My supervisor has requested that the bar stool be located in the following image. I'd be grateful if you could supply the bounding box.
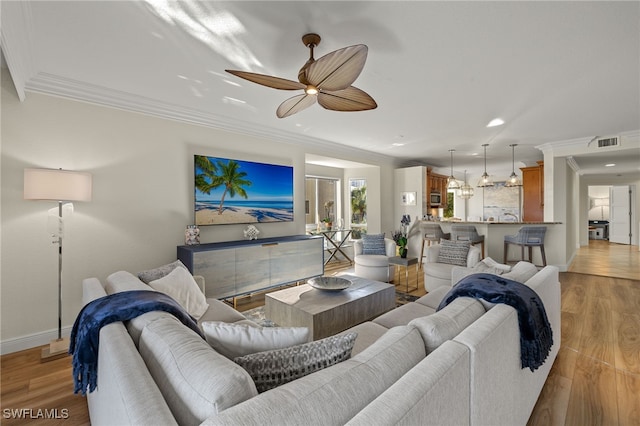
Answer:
[419,222,450,268]
[451,225,485,258]
[503,226,547,266]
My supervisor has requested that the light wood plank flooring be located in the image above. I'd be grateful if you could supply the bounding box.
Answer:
[1,241,637,425]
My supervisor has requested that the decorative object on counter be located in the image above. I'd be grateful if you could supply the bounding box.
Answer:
[24,167,93,360]
[457,170,474,199]
[185,225,200,245]
[446,149,461,190]
[243,224,260,240]
[477,144,495,187]
[505,144,523,187]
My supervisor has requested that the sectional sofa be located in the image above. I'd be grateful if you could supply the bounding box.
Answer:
[81,263,560,425]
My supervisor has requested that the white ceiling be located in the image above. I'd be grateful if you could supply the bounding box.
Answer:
[2,1,639,178]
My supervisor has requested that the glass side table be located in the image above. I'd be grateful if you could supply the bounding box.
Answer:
[388,256,419,294]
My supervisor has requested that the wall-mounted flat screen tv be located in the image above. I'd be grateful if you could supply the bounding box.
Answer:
[194,155,294,226]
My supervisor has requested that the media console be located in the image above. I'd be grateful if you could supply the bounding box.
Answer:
[177,235,324,300]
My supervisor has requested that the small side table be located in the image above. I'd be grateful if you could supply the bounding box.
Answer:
[388,256,419,294]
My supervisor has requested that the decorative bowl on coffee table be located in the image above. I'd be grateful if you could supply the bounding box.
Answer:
[307,276,352,292]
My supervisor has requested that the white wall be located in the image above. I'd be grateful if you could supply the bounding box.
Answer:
[394,166,426,257]
[0,73,396,352]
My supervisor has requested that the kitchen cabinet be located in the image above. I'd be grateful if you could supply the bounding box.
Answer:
[426,168,449,209]
[521,161,544,221]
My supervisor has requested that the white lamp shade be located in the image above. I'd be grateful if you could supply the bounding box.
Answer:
[24,168,92,202]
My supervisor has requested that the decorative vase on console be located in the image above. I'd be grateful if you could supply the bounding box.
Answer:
[185,225,200,245]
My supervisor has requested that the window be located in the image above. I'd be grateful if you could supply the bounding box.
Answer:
[305,177,340,226]
[349,179,367,238]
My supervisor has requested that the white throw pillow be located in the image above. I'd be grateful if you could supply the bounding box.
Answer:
[481,257,512,272]
[202,321,310,359]
[149,266,209,320]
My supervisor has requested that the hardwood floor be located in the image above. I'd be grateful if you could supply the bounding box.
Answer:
[1,241,637,425]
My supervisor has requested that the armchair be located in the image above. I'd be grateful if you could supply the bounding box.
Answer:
[423,243,481,292]
[353,238,396,282]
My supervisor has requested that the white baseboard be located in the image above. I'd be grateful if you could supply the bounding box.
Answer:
[0,326,72,356]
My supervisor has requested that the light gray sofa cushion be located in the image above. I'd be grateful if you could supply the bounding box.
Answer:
[88,322,178,426]
[409,297,485,353]
[105,270,151,294]
[202,325,426,426]
[139,316,258,425]
[373,302,436,329]
[415,286,450,309]
[346,340,471,426]
[338,321,388,356]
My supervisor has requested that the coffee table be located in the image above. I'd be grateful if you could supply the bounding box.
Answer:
[265,275,395,340]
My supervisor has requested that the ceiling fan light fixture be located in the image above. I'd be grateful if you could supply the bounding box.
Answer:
[505,143,523,187]
[226,33,376,118]
[477,144,495,187]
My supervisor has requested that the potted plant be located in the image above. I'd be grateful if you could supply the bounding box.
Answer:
[392,214,412,258]
[392,230,408,258]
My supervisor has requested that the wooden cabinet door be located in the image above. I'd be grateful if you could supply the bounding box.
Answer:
[522,166,543,221]
[193,249,236,299]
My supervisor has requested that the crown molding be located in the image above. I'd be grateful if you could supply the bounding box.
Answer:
[25,72,395,166]
[0,1,37,101]
[536,130,640,157]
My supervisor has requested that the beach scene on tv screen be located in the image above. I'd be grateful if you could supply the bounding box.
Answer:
[195,155,294,225]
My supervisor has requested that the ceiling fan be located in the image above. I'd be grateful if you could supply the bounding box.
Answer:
[226,33,377,118]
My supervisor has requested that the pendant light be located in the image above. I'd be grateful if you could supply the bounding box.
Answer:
[477,144,494,187]
[505,143,523,187]
[446,149,461,190]
[458,170,474,199]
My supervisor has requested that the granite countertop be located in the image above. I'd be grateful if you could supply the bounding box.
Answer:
[420,220,562,225]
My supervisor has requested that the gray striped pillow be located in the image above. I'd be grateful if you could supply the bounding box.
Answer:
[436,240,471,266]
[234,332,357,393]
[361,233,386,255]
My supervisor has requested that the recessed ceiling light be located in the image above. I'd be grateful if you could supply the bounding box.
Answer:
[487,118,505,128]
[605,163,616,167]
[392,143,405,147]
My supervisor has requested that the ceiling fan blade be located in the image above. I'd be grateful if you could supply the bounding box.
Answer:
[317,86,377,112]
[305,45,368,91]
[276,94,317,118]
[225,70,305,90]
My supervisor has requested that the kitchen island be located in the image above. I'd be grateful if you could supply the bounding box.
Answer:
[418,221,564,268]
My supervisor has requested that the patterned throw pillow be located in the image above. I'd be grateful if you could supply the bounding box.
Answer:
[361,233,386,255]
[436,240,471,266]
[138,259,188,284]
[234,332,358,393]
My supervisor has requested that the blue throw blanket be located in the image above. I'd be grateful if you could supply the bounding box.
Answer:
[69,290,205,395]
[437,273,553,371]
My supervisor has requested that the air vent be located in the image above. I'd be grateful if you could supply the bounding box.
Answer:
[597,137,619,148]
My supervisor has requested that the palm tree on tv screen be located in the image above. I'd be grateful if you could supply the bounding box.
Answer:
[213,160,252,214]
[196,157,252,214]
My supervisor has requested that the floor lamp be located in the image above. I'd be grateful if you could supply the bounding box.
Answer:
[24,168,92,359]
